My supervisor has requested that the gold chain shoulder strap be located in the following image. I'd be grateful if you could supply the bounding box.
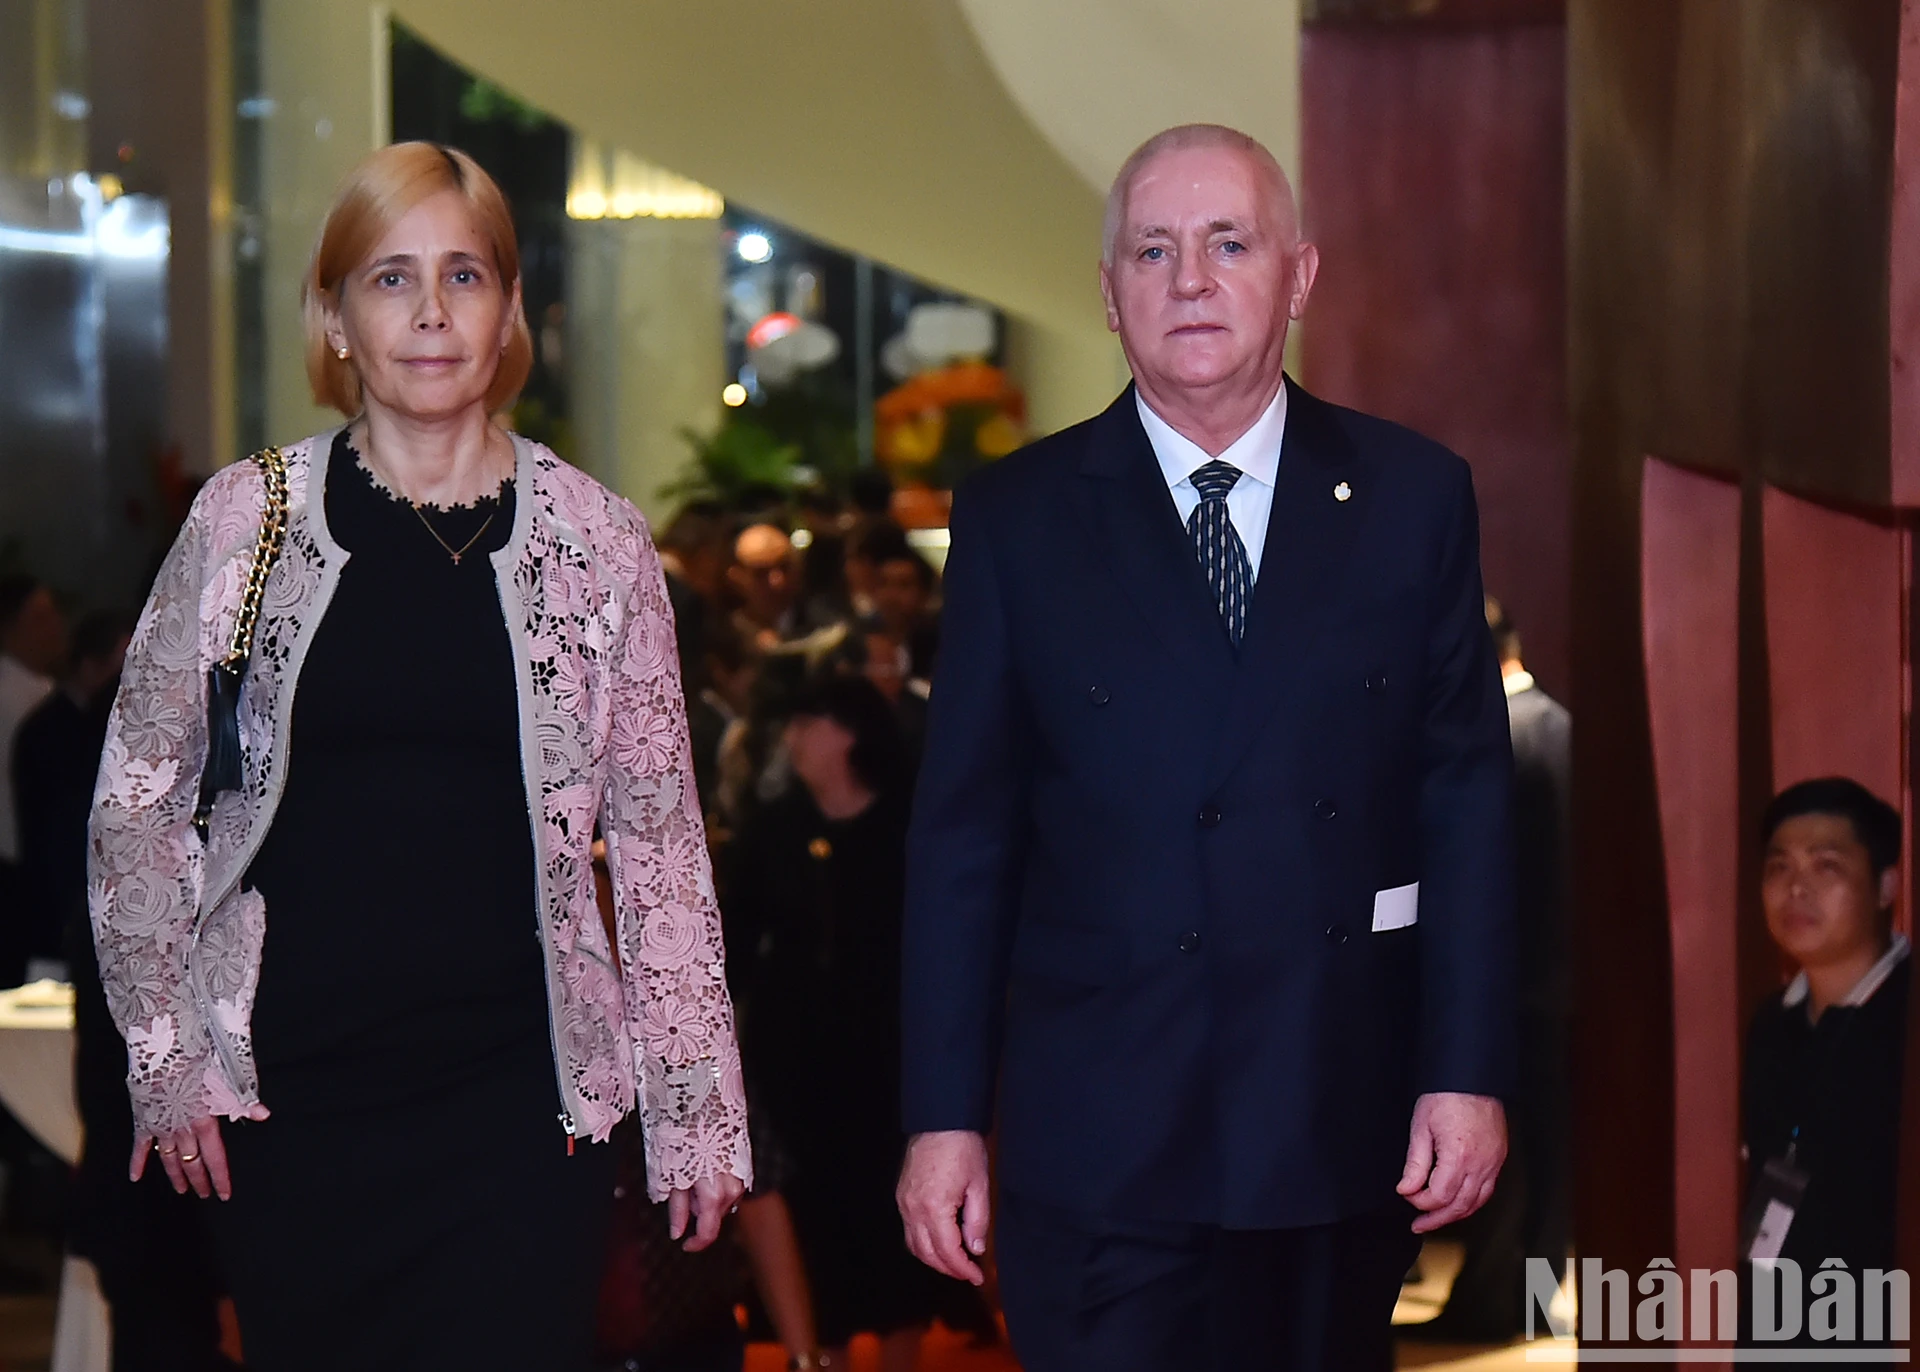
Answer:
[222,446,289,667]
[192,446,289,839]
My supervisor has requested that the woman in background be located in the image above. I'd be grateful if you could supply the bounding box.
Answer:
[728,673,955,1372]
[88,142,749,1371]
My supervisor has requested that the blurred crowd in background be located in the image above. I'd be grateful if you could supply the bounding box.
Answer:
[0,467,992,1372]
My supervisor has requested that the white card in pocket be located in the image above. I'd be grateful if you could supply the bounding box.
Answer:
[1748,1200,1796,1262]
[1371,882,1419,932]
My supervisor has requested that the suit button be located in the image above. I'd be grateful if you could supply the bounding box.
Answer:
[1178,931,1203,954]
[1313,798,1338,821]
[1088,685,1111,706]
[1365,672,1388,691]
[1324,924,1349,946]
[1198,806,1222,828]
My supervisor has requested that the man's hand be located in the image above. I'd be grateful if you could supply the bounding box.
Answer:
[1396,1091,1506,1233]
[897,1129,990,1286]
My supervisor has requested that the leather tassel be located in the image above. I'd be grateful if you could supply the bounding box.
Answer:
[195,662,246,833]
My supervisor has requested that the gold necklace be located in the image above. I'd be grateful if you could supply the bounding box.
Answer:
[407,501,495,566]
[354,428,503,565]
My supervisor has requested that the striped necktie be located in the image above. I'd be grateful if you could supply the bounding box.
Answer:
[1188,459,1252,646]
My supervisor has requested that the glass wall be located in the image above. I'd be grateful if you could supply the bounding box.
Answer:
[347,22,1013,526]
[0,0,172,608]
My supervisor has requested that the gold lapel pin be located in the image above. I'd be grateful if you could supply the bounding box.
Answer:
[1334,481,1353,502]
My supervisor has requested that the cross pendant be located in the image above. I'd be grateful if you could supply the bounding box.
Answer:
[449,552,462,566]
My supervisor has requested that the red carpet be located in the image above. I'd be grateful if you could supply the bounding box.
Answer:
[744,1328,1021,1372]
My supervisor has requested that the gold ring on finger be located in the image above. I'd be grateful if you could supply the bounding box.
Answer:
[178,1152,199,1163]
[156,1145,177,1155]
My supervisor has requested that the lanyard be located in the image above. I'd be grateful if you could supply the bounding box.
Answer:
[1781,998,1866,1168]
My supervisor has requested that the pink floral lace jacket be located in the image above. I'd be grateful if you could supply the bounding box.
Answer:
[87,430,751,1199]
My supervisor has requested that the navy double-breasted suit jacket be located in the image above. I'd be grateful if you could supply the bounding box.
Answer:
[900,379,1517,1230]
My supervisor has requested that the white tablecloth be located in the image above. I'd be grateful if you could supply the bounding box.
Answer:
[0,981,107,1372]
[0,981,81,1164]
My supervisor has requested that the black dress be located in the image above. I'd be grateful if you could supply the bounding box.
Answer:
[207,431,616,1371]
[726,787,954,1347]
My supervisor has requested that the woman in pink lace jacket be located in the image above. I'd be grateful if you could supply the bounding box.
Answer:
[87,143,749,1370]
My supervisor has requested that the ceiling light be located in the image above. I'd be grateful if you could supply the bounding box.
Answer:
[566,140,724,220]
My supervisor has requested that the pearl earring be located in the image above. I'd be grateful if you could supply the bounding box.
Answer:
[335,346,350,361]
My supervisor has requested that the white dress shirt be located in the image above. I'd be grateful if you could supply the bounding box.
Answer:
[1136,383,1288,579]
[1781,932,1911,1010]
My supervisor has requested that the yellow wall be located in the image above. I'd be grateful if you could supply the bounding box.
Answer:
[257,0,1300,447]
[566,215,726,519]
[388,0,1142,433]
[260,0,387,446]
[955,0,1301,198]
[1004,315,1129,439]
[391,2,1104,330]
[957,0,1302,425]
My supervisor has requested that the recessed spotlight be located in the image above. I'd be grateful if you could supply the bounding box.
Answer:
[736,231,772,264]
[722,382,748,407]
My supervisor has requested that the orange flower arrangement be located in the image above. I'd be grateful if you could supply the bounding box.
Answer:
[875,359,1020,421]
[874,362,1027,491]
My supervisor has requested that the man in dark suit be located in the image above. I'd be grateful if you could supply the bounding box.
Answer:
[896,124,1516,1372]
[1417,599,1570,1341]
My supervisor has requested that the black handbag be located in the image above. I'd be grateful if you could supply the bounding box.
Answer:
[192,446,289,839]
[595,1118,749,1361]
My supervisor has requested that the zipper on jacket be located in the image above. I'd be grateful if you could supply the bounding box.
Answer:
[524,851,580,1146]
[529,919,578,1151]
[190,870,253,1102]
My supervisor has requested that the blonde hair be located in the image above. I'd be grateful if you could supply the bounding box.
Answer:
[1102,124,1298,266]
[302,142,533,416]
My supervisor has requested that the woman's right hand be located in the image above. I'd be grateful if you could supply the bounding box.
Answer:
[131,1102,269,1200]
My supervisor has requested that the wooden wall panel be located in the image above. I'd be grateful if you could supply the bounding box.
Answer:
[1892,0,1920,509]
[1761,488,1906,810]
[1744,2,1897,508]
[1572,0,1911,1285]
[1569,0,1684,1288]
[1300,22,1571,691]
[1640,458,1744,1285]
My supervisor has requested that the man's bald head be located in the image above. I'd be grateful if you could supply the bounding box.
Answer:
[1103,124,1299,267]
[1097,122,1320,452]
[734,523,793,570]
[730,522,799,632]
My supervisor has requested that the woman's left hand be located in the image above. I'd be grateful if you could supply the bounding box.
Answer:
[666,1172,747,1251]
